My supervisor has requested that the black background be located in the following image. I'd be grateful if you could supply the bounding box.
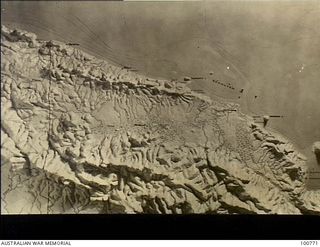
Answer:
[1,215,319,239]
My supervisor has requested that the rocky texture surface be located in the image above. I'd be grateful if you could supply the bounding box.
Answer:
[1,26,319,214]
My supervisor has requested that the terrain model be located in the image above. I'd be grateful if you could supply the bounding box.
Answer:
[1,26,319,214]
